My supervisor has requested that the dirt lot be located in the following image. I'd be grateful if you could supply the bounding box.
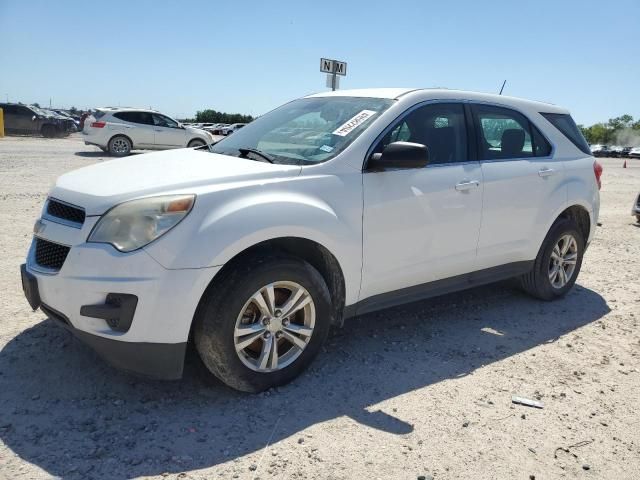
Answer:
[0,134,638,480]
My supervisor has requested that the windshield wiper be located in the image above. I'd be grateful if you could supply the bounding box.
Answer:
[238,147,275,164]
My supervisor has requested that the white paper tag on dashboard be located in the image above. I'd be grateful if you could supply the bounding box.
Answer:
[332,110,377,137]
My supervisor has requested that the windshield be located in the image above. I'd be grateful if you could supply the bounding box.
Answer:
[209,97,394,165]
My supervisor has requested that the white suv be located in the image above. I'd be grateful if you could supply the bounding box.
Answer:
[82,108,213,156]
[222,123,247,135]
[21,88,601,392]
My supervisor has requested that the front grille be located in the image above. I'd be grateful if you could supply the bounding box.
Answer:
[46,198,85,225]
[34,238,70,271]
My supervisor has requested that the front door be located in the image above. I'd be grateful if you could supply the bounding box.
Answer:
[361,102,483,302]
[152,113,186,148]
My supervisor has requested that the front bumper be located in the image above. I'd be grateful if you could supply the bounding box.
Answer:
[41,299,186,380]
[22,216,220,379]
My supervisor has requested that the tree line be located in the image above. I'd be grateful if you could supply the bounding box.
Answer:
[184,109,254,124]
[579,115,640,146]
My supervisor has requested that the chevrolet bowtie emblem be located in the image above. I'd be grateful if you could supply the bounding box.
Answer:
[33,219,46,235]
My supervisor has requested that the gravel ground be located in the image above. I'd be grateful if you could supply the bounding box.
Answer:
[0,135,639,480]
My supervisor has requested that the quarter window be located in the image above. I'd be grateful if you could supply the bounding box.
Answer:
[541,112,590,155]
[473,105,551,160]
[373,103,468,165]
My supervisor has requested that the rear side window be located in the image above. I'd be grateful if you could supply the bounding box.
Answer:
[541,112,591,155]
[114,111,153,125]
[473,105,551,160]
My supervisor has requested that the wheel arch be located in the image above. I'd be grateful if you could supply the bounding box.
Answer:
[555,204,591,244]
[188,137,207,147]
[108,133,134,149]
[191,236,347,336]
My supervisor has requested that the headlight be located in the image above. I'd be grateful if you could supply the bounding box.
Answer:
[88,195,195,252]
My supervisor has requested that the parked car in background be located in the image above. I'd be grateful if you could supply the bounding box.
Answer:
[591,144,611,157]
[22,88,601,392]
[633,192,640,223]
[609,146,624,158]
[211,123,230,135]
[620,146,633,158]
[82,108,214,156]
[53,110,81,130]
[628,147,640,159]
[0,103,68,137]
[201,123,226,135]
[43,109,77,133]
[222,123,246,135]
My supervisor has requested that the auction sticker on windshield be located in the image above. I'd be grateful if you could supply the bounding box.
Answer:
[332,110,377,137]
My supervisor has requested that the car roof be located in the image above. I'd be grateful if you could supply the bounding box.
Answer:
[96,107,160,113]
[306,88,568,114]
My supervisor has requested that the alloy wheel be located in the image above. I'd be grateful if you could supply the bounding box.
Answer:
[112,138,130,154]
[548,234,578,289]
[234,281,315,372]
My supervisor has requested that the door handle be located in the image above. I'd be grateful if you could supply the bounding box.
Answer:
[154,129,163,132]
[538,168,555,177]
[455,180,480,191]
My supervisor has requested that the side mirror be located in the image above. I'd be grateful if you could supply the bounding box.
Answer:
[367,141,429,171]
[32,115,37,122]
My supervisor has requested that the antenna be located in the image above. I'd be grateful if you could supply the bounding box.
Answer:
[499,80,507,95]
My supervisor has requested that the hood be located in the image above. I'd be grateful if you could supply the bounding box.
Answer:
[50,148,301,215]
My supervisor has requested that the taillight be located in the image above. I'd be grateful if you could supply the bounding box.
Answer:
[593,160,603,190]
[90,121,106,128]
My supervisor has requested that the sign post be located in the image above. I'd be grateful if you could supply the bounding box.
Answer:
[320,58,347,91]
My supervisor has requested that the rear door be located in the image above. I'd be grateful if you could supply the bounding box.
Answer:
[112,111,155,147]
[152,113,187,148]
[471,104,564,270]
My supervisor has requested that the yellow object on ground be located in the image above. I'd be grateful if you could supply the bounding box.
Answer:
[0,108,4,137]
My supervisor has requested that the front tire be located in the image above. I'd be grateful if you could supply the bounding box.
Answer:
[188,139,206,148]
[108,135,132,156]
[194,254,332,392]
[520,218,584,300]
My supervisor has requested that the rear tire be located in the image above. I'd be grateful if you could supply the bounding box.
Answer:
[108,135,132,157]
[194,254,332,392]
[520,218,584,300]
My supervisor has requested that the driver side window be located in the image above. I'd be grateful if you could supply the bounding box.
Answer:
[153,114,179,128]
[372,103,468,165]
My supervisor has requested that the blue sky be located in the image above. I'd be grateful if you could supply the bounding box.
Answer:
[1,0,638,124]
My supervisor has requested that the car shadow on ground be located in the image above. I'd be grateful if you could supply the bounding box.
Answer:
[0,281,609,479]
[74,151,141,158]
